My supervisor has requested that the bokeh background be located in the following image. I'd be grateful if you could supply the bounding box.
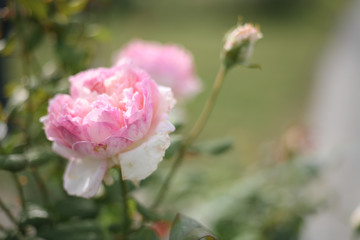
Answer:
[1,0,359,239]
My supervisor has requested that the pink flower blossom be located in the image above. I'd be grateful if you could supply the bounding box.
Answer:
[41,61,175,198]
[115,40,201,100]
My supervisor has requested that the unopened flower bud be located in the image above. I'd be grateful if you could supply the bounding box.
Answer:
[222,23,262,69]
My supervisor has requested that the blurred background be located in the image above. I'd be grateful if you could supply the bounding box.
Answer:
[1,0,360,239]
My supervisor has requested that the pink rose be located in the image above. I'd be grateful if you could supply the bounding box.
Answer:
[41,61,175,198]
[115,40,202,100]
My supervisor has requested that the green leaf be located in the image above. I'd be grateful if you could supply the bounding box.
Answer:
[128,227,160,240]
[21,204,52,229]
[243,63,262,70]
[170,214,217,240]
[165,135,183,159]
[23,21,44,52]
[58,0,88,17]
[0,34,16,56]
[38,220,104,240]
[53,197,99,221]
[26,147,54,167]
[85,24,111,42]
[191,137,233,156]
[136,201,161,221]
[184,228,218,240]
[67,0,88,14]
[0,154,28,172]
[55,36,91,74]
[17,0,48,20]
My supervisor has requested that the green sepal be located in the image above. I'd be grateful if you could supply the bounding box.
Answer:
[165,135,183,159]
[128,227,160,240]
[191,137,233,156]
[170,213,218,240]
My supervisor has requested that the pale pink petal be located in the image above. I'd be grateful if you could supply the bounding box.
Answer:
[157,86,176,113]
[114,119,174,181]
[103,136,133,156]
[52,142,80,159]
[72,136,132,159]
[82,97,125,143]
[72,141,107,159]
[64,157,107,198]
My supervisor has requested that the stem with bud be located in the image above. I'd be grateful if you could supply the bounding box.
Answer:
[152,64,228,208]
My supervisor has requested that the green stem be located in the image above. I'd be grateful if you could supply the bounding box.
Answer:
[186,65,227,145]
[12,174,26,215]
[151,144,186,208]
[151,65,228,208]
[118,168,131,239]
[30,168,51,209]
[0,197,17,227]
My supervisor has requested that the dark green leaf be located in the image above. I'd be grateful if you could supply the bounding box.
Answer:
[136,201,161,221]
[0,154,28,172]
[85,24,111,42]
[0,34,16,56]
[128,227,160,240]
[165,135,183,159]
[242,63,262,70]
[58,0,89,17]
[26,147,54,167]
[170,213,217,240]
[23,22,44,52]
[17,0,48,20]
[183,228,217,240]
[38,221,104,240]
[54,197,99,221]
[21,204,52,229]
[192,137,233,156]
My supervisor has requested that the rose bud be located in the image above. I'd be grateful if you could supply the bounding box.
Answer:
[41,60,175,198]
[222,22,262,69]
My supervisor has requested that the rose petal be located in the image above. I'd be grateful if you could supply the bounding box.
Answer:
[114,119,174,181]
[158,86,176,113]
[64,157,107,198]
[72,136,132,159]
[52,142,80,159]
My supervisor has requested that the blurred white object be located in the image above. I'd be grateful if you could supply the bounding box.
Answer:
[303,0,360,239]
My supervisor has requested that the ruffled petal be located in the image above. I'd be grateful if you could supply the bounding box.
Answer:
[72,136,132,159]
[158,86,176,113]
[64,157,107,198]
[114,119,174,181]
[52,142,80,159]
